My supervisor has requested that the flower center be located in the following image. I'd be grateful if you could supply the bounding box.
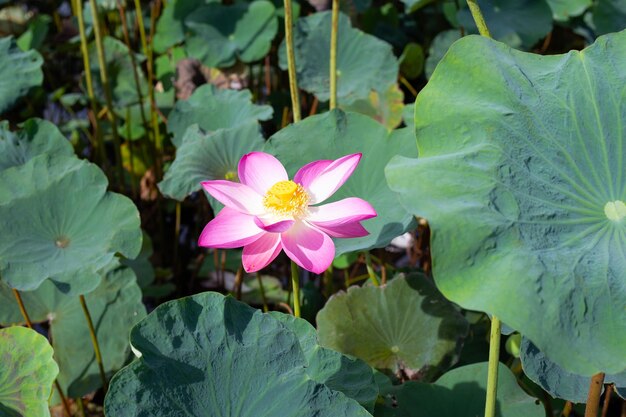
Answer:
[604,200,626,222]
[263,180,309,217]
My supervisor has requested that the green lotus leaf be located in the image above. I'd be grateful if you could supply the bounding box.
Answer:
[399,43,424,79]
[424,30,461,80]
[374,362,544,417]
[401,103,415,129]
[316,273,468,379]
[0,264,146,402]
[17,14,51,51]
[264,110,417,256]
[240,274,288,305]
[0,36,43,114]
[278,12,398,103]
[0,155,142,294]
[184,0,277,68]
[341,84,405,131]
[167,84,273,147]
[385,32,626,375]
[159,122,264,202]
[104,292,372,417]
[457,0,552,50]
[88,36,147,109]
[269,312,378,411]
[0,118,73,173]
[400,0,436,13]
[591,0,626,35]
[520,338,626,403]
[0,327,58,417]
[547,0,591,21]
[153,0,216,53]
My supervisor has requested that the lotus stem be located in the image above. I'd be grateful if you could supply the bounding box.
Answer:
[146,0,164,180]
[290,261,301,317]
[585,373,606,417]
[283,0,301,122]
[12,289,72,417]
[133,0,149,56]
[363,251,380,286]
[88,0,125,190]
[484,315,501,417]
[561,401,573,417]
[601,385,613,417]
[256,272,269,312]
[73,0,104,168]
[79,294,108,394]
[466,0,492,38]
[329,0,339,109]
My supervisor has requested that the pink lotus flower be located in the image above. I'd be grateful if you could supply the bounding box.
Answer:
[199,152,376,274]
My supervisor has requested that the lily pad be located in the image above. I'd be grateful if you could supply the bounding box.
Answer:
[159,122,264,201]
[0,36,43,114]
[0,264,146,402]
[374,362,544,417]
[0,327,59,417]
[269,312,378,411]
[153,0,216,53]
[0,118,73,173]
[184,0,278,67]
[520,338,626,403]
[591,0,626,35]
[385,32,626,375]
[104,292,372,416]
[0,155,142,294]
[457,0,553,50]
[121,231,155,288]
[547,0,591,21]
[341,83,405,131]
[264,110,417,256]
[88,36,148,109]
[278,11,398,103]
[424,30,461,80]
[316,273,468,380]
[167,84,273,147]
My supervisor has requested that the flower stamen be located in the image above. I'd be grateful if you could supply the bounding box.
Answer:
[263,180,309,217]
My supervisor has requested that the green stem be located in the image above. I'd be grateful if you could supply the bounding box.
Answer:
[256,272,269,312]
[88,0,124,189]
[484,315,501,417]
[466,0,492,38]
[146,0,164,180]
[363,251,380,287]
[12,289,72,417]
[585,373,605,417]
[79,294,108,394]
[283,0,301,122]
[133,0,149,55]
[76,397,86,417]
[329,0,339,110]
[290,261,301,317]
[74,0,105,167]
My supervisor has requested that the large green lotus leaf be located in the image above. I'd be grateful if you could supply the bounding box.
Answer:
[0,264,146,402]
[120,231,155,288]
[0,327,58,417]
[0,118,73,173]
[520,338,626,403]
[153,0,217,53]
[547,0,591,21]
[167,84,273,147]
[591,0,626,35]
[264,110,417,256]
[269,312,378,411]
[385,32,626,375]
[317,273,468,379]
[159,123,264,201]
[0,36,43,114]
[184,0,277,68]
[88,36,147,109]
[104,292,372,416]
[457,0,552,50]
[278,12,398,103]
[0,155,142,294]
[374,362,544,417]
